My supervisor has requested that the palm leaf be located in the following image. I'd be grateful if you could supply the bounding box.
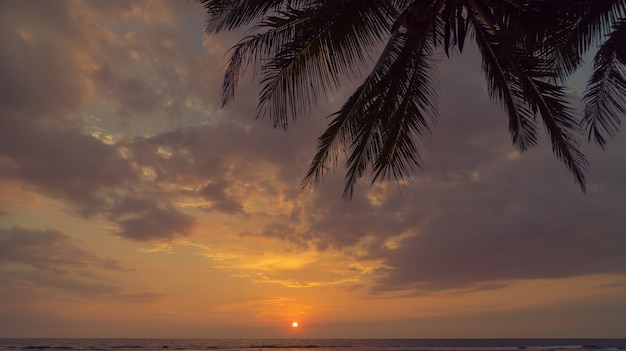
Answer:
[530,0,626,81]
[304,28,439,198]
[256,0,397,129]
[470,8,588,190]
[200,0,299,33]
[582,17,626,147]
[469,10,539,151]
[303,32,410,191]
[202,0,621,197]
[222,8,310,107]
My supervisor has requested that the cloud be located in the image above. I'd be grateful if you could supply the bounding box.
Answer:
[0,116,201,242]
[0,226,169,306]
[0,115,136,216]
[367,140,626,292]
[0,1,96,118]
[117,206,195,241]
[93,64,165,118]
[126,120,320,215]
[0,226,129,294]
[198,181,245,214]
[0,226,127,271]
[2,0,626,310]
[239,222,306,249]
[0,0,323,244]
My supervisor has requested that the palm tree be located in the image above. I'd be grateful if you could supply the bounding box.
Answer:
[200,0,626,198]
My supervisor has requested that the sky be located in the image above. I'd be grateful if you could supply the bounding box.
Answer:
[1,0,626,339]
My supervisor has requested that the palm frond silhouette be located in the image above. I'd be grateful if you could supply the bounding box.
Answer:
[200,0,626,198]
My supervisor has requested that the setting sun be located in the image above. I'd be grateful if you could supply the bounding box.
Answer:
[292,322,299,328]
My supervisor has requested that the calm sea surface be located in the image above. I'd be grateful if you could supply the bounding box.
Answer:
[0,339,625,351]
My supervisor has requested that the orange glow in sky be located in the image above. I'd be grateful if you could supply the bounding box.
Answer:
[1,0,626,339]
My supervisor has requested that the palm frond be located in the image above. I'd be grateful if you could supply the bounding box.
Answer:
[303,33,408,190]
[531,0,626,81]
[530,79,588,191]
[200,0,304,33]
[303,29,439,199]
[370,51,437,184]
[222,9,309,106]
[202,0,623,198]
[469,10,538,151]
[470,8,588,190]
[582,17,626,147]
[439,1,470,56]
[256,0,397,129]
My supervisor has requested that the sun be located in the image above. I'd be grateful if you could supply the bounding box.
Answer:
[292,322,299,328]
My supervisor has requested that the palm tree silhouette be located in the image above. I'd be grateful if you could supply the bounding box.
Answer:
[200,0,626,198]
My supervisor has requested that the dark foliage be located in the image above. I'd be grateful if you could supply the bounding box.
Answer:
[200,0,626,197]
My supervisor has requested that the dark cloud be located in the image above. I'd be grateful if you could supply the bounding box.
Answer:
[0,226,169,304]
[117,207,195,241]
[0,115,136,217]
[127,120,320,214]
[93,64,164,118]
[0,0,218,244]
[4,269,120,295]
[0,226,128,272]
[199,181,245,214]
[0,116,199,242]
[108,196,157,218]
[368,143,626,292]
[239,222,309,249]
[0,226,129,294]
[81,1,223,126]
[0,1,94,118]
[130,126,224,182]
[305,187,415,251]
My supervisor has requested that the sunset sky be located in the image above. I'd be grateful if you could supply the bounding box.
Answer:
[1,0,626,339]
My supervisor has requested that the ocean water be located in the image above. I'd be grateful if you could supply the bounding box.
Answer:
[0,339,625,351]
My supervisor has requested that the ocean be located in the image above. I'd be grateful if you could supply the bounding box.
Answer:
[0,339,625,351]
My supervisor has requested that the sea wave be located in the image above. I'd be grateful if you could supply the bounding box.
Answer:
[1,339,625,351]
